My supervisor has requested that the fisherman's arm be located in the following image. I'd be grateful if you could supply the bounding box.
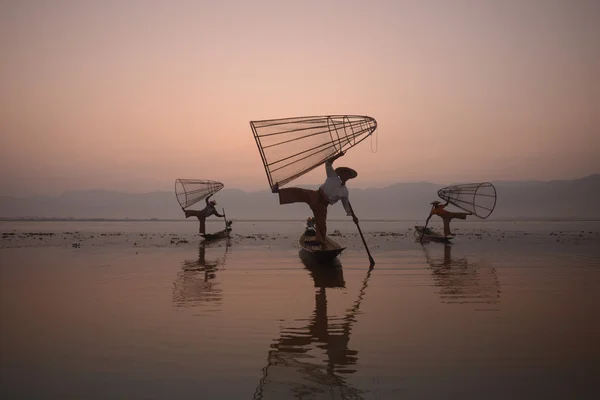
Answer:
[213,209,224,218]
[341,196,352,216]
[325,160,337,177]
[325,151,345,177]
[425,208,434,225]
[205,194,213,205]
[343,197,359,224]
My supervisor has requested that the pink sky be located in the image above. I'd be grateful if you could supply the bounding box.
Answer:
[1,0,599,195]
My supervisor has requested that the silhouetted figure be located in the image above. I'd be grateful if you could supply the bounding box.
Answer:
[184,193,224,234]
[425,200,472,237]
[272,152,358,246]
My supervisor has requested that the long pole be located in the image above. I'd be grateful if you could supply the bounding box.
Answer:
[420,203,436,244]
[222,208,229,237]
[420,215,429,244]
[348,202,375,267]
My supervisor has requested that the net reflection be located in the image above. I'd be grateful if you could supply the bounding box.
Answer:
[253,253,372,400]
[424,244,501,306]
[172,240,231,307]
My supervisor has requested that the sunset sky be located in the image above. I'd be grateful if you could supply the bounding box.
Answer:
[1,0,598,195]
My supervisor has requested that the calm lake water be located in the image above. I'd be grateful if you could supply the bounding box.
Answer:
[1,220,599,399]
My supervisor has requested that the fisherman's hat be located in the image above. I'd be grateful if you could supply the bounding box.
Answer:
[431,200,441,205]
[335,167,358,180]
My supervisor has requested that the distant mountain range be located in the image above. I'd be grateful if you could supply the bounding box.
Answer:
[0,175,598,221]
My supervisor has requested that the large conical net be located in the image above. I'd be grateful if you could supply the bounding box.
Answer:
[437,182,497,219]
[175,179,224,209]
[251,115,377,189]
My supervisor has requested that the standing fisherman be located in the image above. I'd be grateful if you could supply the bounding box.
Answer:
[272,152,359,248]
[184,193,224,234]
[424,200,472,237]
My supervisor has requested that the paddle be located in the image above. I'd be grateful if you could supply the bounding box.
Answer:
[348,202,375,267]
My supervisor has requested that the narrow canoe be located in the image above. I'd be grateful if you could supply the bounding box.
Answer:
[299,233,346,263]
[201,229,230,241]
[414,225,453,243]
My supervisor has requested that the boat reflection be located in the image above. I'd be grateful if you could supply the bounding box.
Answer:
[299,250,346,289]
[423,243,501,306]
[253,254,372,400]
[172,239,231,307]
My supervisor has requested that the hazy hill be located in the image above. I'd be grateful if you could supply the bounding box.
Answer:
[0,175,598,220]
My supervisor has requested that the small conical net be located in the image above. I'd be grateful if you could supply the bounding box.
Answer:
[437,182,497,219]
[175,179,224,209]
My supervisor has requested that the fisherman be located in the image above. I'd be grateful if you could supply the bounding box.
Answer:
[303,217,320,249]
[425,200,472,237]
[304,217,317,237]
[183,193,224,234]
[272,152,358,247]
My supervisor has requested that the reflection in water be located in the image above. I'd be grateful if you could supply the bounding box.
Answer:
[172,239,231,307]
[424,244,501,306]
[253,254,372,399]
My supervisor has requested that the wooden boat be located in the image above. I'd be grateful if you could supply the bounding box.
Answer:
[414,225,453,244]
[200,219,232,241]
[200,228,230,241]
[299,232,346,263]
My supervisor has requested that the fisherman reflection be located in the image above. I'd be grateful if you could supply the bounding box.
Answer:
[423,244,500,306]
[253,255,371,400]
[172,240,230,307]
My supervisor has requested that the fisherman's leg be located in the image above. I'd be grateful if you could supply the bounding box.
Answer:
[447,211,469,220]
[185,209,201,218]
[278,188,313,205]
[199,217,206,234]
[312,204,328,244]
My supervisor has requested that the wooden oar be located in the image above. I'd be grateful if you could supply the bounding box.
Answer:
[348,202,375,267]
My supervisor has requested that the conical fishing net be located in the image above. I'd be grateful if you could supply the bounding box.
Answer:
[437,182,497,219]
[251,115,377,189]
[175,179,224,209]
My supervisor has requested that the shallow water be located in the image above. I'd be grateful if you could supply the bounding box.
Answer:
[1,221,599,399]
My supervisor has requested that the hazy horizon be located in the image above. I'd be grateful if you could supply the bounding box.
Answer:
[0,172,597,198]
[1,0,599,196]
[1,175,598,221]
